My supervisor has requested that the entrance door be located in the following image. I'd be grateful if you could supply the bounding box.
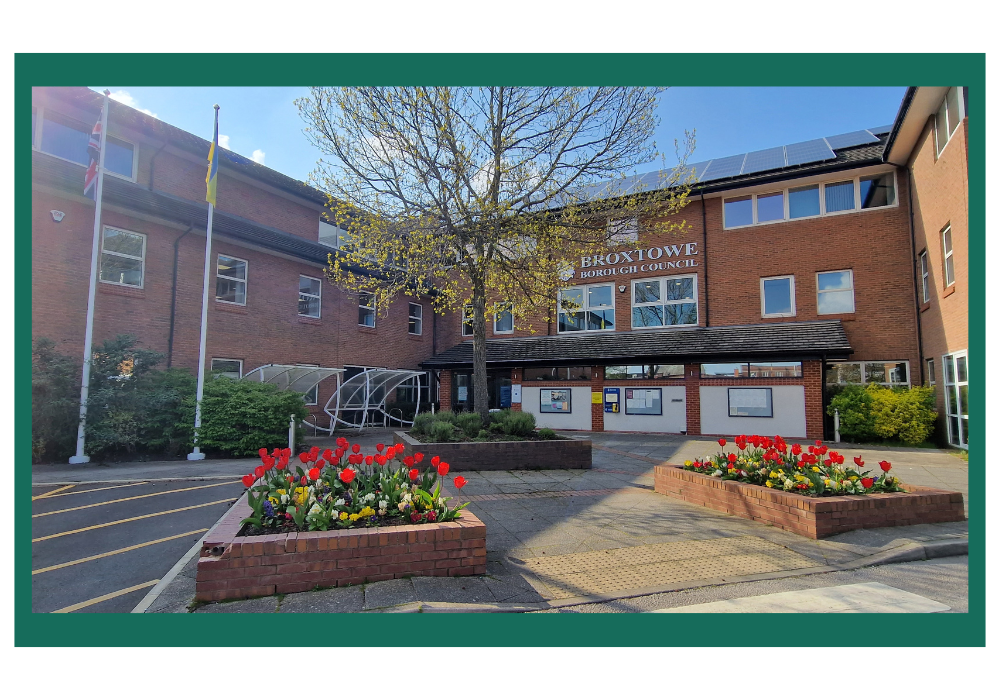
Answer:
[451,370,512,411]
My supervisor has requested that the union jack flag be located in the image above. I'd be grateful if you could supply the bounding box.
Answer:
[83,115,103,199]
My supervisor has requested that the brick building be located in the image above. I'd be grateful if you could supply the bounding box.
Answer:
[32,86,969,444]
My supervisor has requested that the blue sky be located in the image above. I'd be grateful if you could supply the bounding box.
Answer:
[93,86,908,184]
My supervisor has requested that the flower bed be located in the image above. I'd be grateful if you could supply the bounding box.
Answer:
[395,431,592,471]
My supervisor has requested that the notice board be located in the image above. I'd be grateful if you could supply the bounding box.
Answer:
[625,388,662,415]
[728,387,773,417]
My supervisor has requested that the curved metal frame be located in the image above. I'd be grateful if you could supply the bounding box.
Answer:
[242,364,344,433]
[325,368,424,432]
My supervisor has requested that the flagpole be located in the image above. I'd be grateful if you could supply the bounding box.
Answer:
[188,104,220,461]
[69,89,111,464]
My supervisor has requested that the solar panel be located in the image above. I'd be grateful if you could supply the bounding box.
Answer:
[741,146,787,175]
[784,139,836,167]
[700,153,747,181]
[868,124,893,135]
[824,130,881,150]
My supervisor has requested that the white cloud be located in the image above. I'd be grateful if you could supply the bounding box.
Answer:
[251,149,266,165]
[218,134,231,150]
[108,90,157,118]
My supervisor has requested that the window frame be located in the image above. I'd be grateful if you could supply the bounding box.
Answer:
[816,269,855,315]
[926,358,935,387]
[920,250,930,303]
[215,254,248,306]
[407,302,423,335]
[493,303,514,334]
[759,274,796,318]
[825,360,911,389]
[32,105,138,182]
[99,225,146,289]
[358,291,376,328]
[297,274,322,319]
[318,219,352,250]
[942,225,955,287]
[557,283,616,334]
[630,274,698,330]
[934,87,966,158]
[462,305,473,337]
[211,358,243,380]
[942,351,968,448]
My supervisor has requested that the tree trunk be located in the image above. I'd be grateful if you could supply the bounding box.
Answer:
[471,277,489,422]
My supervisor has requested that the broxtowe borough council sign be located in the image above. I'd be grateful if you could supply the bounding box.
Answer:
[573,241,700,279]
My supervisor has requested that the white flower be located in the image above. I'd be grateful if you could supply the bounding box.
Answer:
[378,499,388,510]
[378,509,387,516]
[330,510,339,519]
[784,479,794,489]
[712,470,723,477]
[334,498,345,507]
[308,504,321,516]
[280,494,289,504]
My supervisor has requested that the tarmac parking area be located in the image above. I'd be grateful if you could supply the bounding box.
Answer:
[31,478,244,613]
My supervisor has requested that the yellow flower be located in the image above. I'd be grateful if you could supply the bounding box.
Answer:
[812,466,820,473]
[277,489,287,496]
[823,479,830,486]
[358,506,376,518]
[349,513,361,522]
[684,460,693,467]
[769,471,779,479]
[765,480,773,488]
[339,512,348,520]
[850,475,858,481]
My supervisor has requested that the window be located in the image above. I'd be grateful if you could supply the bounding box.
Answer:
[216,255,247,305]
[211,359,242,380]
[36,108,135,179]
[789,185,820,219]
[926,358,935,386]
[408,302,423,335]
[608,216,638,244]
[558,284,614,332]
[298,275,321,318]
[723,196,753,228]
[824,180,855,213]
[817,270,854,314]
[860,174,896,209]
[942,352,968,448]
[942,225,955,286]
[462,305,473,336]
[935,87,965,156]
[318,220,351,250]
[358,292,375,327]
[604,364,683,380]
[756,192,784,222]
[701,362,802,378]
[825,361,910,388]
[523,366,592,382]
[631,275,697,328]
[494,304,513,334]
[920,251,930,303]
[760,275,795,317]
[99,226,145,287]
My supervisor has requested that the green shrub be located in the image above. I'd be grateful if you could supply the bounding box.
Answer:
[827,385,876,442]
[475,429,491,441]
[828,383,937,445]
[538,427,557,440]
[454,412,483,438]
[493,409,536,437]
[32,338,81,463]
[411,412,439,436]
[180,377,306,457]
[428,420,456,443]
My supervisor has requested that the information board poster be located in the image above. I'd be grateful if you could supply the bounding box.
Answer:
[624,388,662,415]
[540,389,572,413]
[728,387,773,417]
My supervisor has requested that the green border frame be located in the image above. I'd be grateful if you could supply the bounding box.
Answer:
[16,54,984,646]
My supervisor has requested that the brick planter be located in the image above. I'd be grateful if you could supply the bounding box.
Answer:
[395,431,592,471]
[195,492,487,602]
[654,464,965,539]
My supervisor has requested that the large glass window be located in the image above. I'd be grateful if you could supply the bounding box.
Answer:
[99,227,145,288]
[318,220,352,250]
[211,359,242,379]
[631,275,697,328]
[462,305,473,336]
[824,180,855,213]
[494,304,514,333]
[38,109,135,178]
[817,270,855,314]
[298,275,321,318]
[920,251,930,303]
[701,362,802,378]
[860,174,896,209]
[756,192,784,222]
[942,225,955,286]
[760,275,795,317]
[942,352,968,448]
[935,87,965,156]
[358,292,375,327]
[523,366,592,381]
[825,361,910,388]
[216,255,247,305]
[559,284,614,333]
[789,185,820,219]
[604,364,683,380]
[408,302,422,335]
[723,196,753,228]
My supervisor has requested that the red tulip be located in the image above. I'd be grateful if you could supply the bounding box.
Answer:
[824,459,833,467]
[322,449,333,462]
[376,443,385,453]
[277,457,288,470]
[403,456,415,468]
[254,465,265,478]
[409,468,420,480]
[727,453,737,463]
[718,438,727,447]
[287,475,295,484]
[879,460,892,472]
[258,448,268,459]
[854,456,864,467]
[335,447,345,460]
[271,448,281,458]
[414,452,424,463]
[791,444,802,455]
[299,453,310,463]
[437,462,450,477]
[394,443,404,453]
[336,437,348,449]
[308,467,320,480]
[386,447,396,460]
[281,447,291,458]
[340,468,356,484]
[365,455,374,466]
[241,474,255,488]
[314,459,326,470]
[861,477,875,488]
[300,476,308,486]
[351,444,361,454]
[376,455,388,467]
[431,456,440,467]
[453,476,468,490]
[309,445,320,458]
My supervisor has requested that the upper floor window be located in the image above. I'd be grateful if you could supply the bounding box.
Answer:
[760,275,795,317]
[99,226,145,288]
[826,361,910,388]
[607,216,638,244]
[920,251,930,302]
[935,87,965,157]
[942,225,955,286]
[816,269,854,314]
[298,275,321,318]
[558,284,614,333]
[318,220,352,250]
[494,304,514,334]
[216,255,247,305]
[462,305,473,336]
[34,107,135,179]
[211,358,242,380]
[632,274,697,328]
[408,302,423,335]
[358,291,375,327]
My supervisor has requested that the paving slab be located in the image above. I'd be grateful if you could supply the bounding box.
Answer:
[362,577,417,610]
[279,586,365,613]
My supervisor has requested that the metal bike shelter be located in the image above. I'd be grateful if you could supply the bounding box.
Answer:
[325,368,423,432]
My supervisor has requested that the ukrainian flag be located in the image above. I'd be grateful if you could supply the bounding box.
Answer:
[205,109,219,206]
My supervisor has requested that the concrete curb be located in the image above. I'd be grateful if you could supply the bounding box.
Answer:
[33,476,244,486]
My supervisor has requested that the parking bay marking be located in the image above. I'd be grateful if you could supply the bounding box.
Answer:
[51,580,161,613]
[32,499,233,542]
[32,480,240,518]
[33,481,151,500]
[32,485,76,500]
[33,529,210,575]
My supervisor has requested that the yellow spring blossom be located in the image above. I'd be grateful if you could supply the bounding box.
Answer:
[812,466,821,473]
[765,480,773,488]
[339,512,349,521]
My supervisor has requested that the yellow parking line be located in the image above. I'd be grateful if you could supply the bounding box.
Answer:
[32,480,240,518]
[32,499,233,542]
[51,580,161,613]
[37,481,150,499]
[33,529,209,575]
[32,485,76,500]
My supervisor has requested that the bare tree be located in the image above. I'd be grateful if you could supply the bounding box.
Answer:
[298,87,695,421]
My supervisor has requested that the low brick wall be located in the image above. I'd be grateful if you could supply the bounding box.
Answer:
[654,464,965,539]
[395,431,592,471]
[195,493,487,602]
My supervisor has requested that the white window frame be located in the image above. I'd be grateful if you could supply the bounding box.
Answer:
[558,283,616,334]
[318,219,351,250]
[211,358,243,380]
[32,105,138,182]
[493,303,514,334]
[816,269,855,315]
[759,275,796,318]
[298,274,322,318]
[630,274,699,329]
[99,225,146,289]
[462,305,474,336]
[722,171,898,230]
[934,87,965,158]
[408,302,423,335]
[942,351,968,448]
[358,291,376,328]
[942,225,955,287]
[926,358,935,386]
[216,254,248,306]
[920,250,930,303]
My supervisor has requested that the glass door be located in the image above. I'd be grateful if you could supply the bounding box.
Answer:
[942,352,968,448]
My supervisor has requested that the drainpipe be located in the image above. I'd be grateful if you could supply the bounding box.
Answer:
[887,161,924,386]
[820,353,827,441]
[700,192,710,327]
[148,140,169,191]
[167,223,195,367]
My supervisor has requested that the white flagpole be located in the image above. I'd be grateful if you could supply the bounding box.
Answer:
[69,89,111,464]
[188,104,220,461]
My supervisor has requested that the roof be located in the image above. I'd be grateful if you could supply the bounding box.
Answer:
[421,320,853,369]
[881,87,954,165]
[35,87,329,206]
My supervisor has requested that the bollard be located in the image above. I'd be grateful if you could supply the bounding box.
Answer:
[288,414,296,452]
[834,408,841,443]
